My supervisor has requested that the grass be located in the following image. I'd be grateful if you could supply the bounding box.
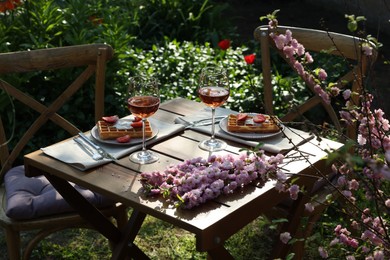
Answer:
[0,212,276,259]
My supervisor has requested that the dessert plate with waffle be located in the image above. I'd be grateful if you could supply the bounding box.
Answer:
[90,115,158,146]
[219,112,283,140]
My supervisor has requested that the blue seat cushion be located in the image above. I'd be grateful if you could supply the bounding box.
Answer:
[4,165,114,220]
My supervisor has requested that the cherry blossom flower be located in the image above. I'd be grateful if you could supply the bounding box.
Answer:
[318,246,329,258]
[362,44,373,56]
[343,89,352,100]
[318,68,327,81]
[305,202,314,212]
[280,232,291,244]
[288,184,299,200]
[140,152,284,209]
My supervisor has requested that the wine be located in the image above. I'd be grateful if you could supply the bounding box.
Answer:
[198,86,229,108]
[128,96,160,118]
[197,67,229,152]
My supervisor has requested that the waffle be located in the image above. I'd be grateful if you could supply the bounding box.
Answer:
[97,120,153,140]
[227,114,280,133]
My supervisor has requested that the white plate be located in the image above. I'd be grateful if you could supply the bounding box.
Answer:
[219,114,283,140]
[90,122,158,146]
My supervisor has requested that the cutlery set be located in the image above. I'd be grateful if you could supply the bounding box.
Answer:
[74,132,117,161]
[184,116,226,129]
[74,117,225,160]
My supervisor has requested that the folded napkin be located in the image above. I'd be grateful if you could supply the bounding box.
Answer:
[175,108,313,154]
[41,118,185,171]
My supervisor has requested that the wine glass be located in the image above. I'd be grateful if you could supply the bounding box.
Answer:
[127,76,160,164]
[197,66,230,152]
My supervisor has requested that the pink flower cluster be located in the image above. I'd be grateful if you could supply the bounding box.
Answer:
[266,15,389,257]
[269,28,331,104]
[140,152,285,209]
[340,92,390,176]
[333,224,359,248]
[329,92,390,255]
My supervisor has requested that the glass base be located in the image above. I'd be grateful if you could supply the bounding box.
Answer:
[198,138,227,152]
[129,150,159,164]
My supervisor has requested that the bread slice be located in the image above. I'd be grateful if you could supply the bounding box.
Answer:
[97,120,152,140]
[227,114,280,133]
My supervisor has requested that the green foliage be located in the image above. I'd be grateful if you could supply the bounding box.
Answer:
[117,38,265,113]
[0,1,362,258]
[0,0,236,162]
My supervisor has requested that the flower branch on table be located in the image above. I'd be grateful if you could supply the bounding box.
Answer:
[140,151,285,209]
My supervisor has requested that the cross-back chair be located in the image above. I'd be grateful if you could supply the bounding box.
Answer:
[254,25,377,258]
[0,44,128,259]
[256,25,377,141]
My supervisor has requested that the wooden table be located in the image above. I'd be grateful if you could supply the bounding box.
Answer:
[24,98,343,259]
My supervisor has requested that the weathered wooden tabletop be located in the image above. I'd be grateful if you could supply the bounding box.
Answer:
[24,98,343,259]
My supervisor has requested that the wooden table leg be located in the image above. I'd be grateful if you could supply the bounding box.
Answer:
[45,174,150,259]
[111,209,149,260]
[207,245,234,260]
[44,173,121,242]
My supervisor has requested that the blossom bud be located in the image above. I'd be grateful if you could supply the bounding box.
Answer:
[280,232,291,244]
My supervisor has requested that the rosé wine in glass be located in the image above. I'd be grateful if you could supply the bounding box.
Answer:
[197,67,230,152]
[127,77,160,164]
[198,86,229,108]
[128,96,160,118]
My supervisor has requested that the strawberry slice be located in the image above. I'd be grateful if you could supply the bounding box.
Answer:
[253,114,266,123]
[133,116,142,122]
[237,113,248,121]
[102,115,119,124]
[116,135,131,143]
[131,121,143,128]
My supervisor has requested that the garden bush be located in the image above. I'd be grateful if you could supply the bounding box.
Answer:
[1,0,315,161]
[0,0,237,160]
[1,1,373,259]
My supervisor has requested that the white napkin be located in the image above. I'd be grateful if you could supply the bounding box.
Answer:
[175,108,313,154]
[41,118,185,171]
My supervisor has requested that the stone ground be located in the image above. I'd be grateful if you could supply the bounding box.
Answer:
[227,0,390,115]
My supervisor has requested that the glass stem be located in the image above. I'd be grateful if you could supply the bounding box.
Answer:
[211,108,216,140]
[142,118,146,152]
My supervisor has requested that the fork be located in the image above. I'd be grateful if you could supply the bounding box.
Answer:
[74,137,103,160]
[184,116,226,129]
[78,132,117,160]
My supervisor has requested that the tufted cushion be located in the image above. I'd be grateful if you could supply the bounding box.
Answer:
[4,165,113,220]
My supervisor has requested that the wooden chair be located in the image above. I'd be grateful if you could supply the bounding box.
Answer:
[255,25,377,141]
[254,25,377,258]
[0,44,128,259]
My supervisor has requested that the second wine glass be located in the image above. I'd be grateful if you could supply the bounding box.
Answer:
[127,76,160,164]
[197,66,230,152]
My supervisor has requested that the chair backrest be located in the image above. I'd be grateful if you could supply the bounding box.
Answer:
[0,44,114,179]
[254,25,377,140]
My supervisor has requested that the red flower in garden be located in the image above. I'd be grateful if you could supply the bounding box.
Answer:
[244,54,256,64]
[218,39,231,50]
[0,0,22,13]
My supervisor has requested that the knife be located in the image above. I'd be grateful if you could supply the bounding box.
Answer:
[185,117,225,129]
[78,132,117,160]
[73,137,103,160]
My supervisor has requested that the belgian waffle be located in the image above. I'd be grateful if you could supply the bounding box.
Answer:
[97,120,152,140]
[227,114,280,133]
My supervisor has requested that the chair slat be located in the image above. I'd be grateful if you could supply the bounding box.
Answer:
[0,44,128,260]
[0,44,114,74]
